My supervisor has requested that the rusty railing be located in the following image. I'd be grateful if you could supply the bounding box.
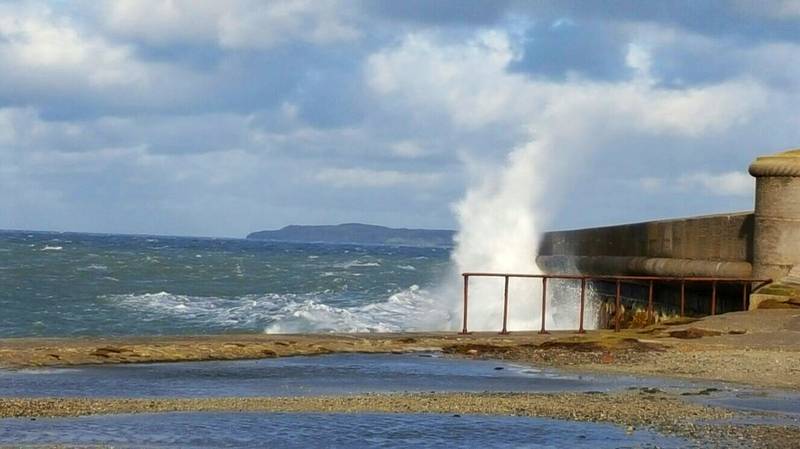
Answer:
[459,273,771,334]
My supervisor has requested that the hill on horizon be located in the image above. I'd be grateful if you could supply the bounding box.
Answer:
[246,223,455,247]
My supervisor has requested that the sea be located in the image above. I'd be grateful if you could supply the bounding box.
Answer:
[0,230,454,337]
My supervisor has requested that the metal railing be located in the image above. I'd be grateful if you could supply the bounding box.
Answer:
[459,272,772,334]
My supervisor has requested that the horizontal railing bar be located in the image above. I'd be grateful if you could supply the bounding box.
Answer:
[462,272,771,283]
[459,272,771,335]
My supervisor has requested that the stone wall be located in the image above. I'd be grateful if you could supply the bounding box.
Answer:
[536,212,754,277]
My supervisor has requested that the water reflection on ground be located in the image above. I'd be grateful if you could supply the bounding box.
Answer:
[0,412,691,449]
[0,353,684,398]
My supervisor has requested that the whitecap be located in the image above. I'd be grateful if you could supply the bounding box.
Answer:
[78,264,108,272]
[104,285,453,334]
[336,259,382,269]
[398,265,416,271]
[264,285,449,333]
[40,246,63,251]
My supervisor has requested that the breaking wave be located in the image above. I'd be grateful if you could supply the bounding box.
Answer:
[105,286,452,334]
[335,259,382,268]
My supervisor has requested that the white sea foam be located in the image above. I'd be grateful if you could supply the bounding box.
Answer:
[398,265,416,271]
[41,246,63,251]
[106,285,450,333]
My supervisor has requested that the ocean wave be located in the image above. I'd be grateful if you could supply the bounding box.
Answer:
[104,286,452,333]
[336,259,382,268]
[40,246,63,251]
[397,265,416,271]
[77,264,108,272]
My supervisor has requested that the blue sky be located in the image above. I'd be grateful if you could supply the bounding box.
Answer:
[1,0,799,237]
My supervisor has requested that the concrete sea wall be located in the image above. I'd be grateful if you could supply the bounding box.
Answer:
[536,212,754,277]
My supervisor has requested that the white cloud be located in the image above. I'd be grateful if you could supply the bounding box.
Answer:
[678,171,754,196]
[312,167,441,188]
[637,171,754,197]
[365,31,768,138]
[0,4,202,107]
[0,5,143,86]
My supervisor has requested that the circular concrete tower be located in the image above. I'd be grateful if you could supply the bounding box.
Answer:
[749,149,800,281]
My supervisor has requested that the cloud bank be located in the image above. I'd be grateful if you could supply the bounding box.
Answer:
[1,1,799,236]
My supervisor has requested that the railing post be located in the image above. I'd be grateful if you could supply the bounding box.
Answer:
[459,274,470,334]
[711,280,717,316]
[647,280,654,324]
[539,277,549,334]
[680,280,686,317]
[500,275,510,335]
[577,278,586,334]
[614,279,621,332]
[742,282,749,311]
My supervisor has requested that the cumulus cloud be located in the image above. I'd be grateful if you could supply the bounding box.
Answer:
[366,31,767,143]
[0,5,143,88]
[0,3,205,115]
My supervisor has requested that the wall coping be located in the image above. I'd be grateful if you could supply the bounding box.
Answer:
[541,211,753,235]
[749,148,800,177]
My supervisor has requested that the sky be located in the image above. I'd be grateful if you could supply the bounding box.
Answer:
[1,0,800,237]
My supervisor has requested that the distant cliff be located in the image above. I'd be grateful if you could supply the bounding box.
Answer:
[246,223,455,247]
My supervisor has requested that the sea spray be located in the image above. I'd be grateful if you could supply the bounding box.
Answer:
[449,137,592,331]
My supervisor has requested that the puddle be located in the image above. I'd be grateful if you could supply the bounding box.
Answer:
[697,388,800,419]
[0,412,691,449]
[0,353,689,398]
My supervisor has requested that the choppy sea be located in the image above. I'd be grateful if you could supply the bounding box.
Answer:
[0,230,453,337]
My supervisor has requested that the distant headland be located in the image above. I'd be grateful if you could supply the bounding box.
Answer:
[246,223,455,247]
